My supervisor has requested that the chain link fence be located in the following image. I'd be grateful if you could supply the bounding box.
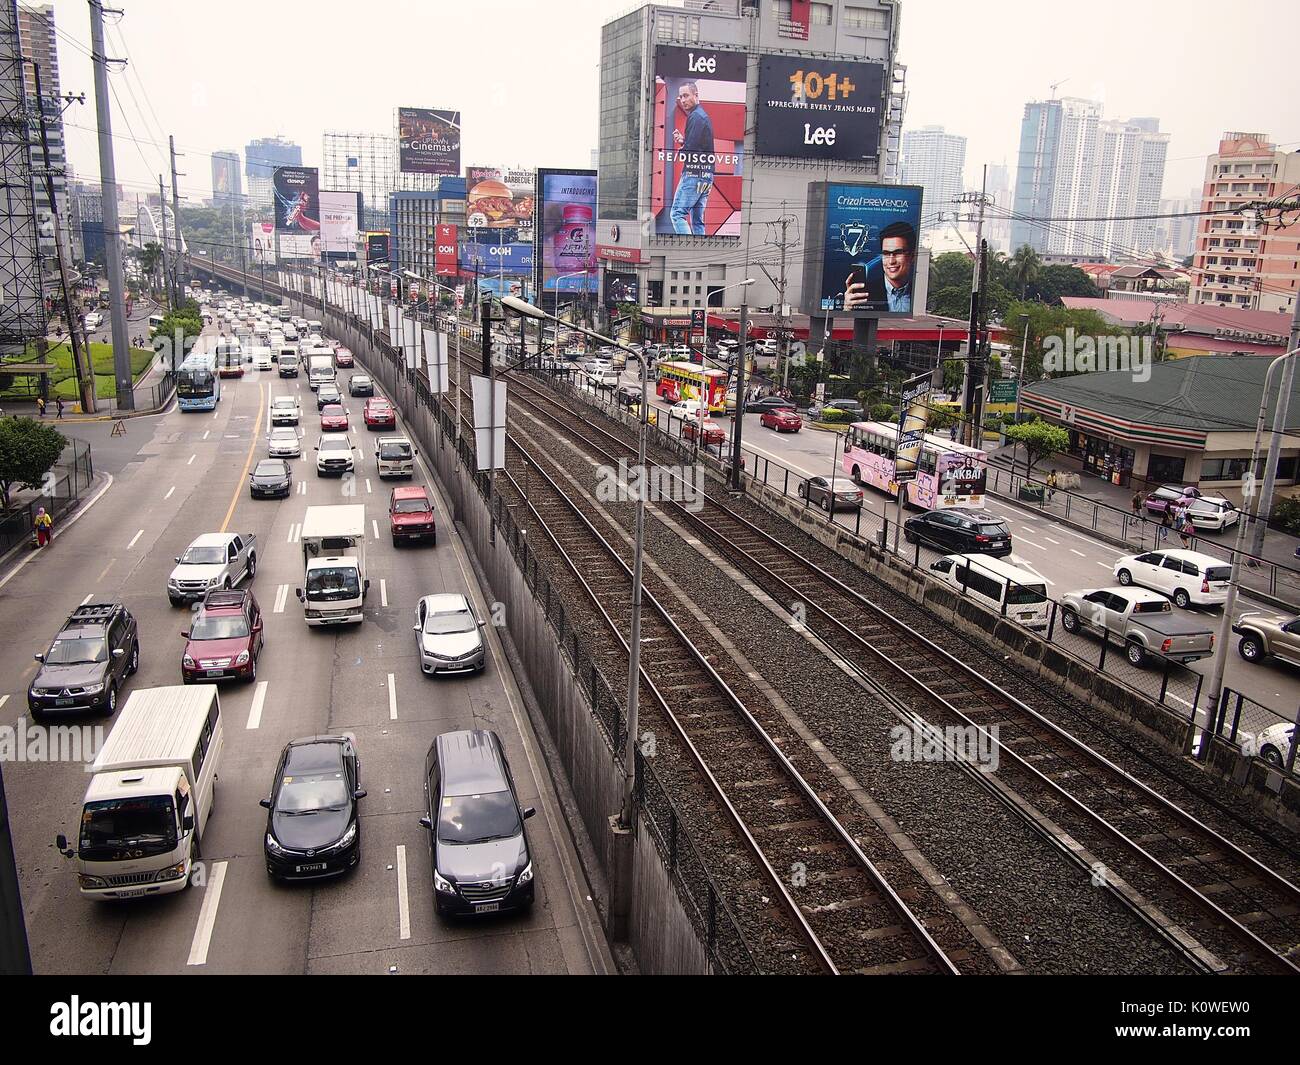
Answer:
[0,437,94,557]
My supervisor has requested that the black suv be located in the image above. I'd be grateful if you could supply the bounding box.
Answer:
[29,602,139,718]
[904,507,1013,557]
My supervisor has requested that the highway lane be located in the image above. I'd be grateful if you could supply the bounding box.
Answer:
[2,330,610,975]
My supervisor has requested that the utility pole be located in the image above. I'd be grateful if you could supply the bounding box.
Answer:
[28,59,93,413]
[766,202,799,390]
[158,175,171,310]
[1250,290,1300,557]
[169,135,184,301]
[88,0,133,409]
[955,166,991,448]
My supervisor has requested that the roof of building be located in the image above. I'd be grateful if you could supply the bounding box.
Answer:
[1060,297,1292,343]
[1021,354,1300,448]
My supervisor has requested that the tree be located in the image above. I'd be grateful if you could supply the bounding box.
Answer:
[1003,420,1069,480]
[1009,244,1042,299]
[0,417,66,510]
[1033,263,1100,303]
[139,242,163,297]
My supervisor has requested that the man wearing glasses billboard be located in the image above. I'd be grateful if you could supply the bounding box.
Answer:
[844,221,916,313]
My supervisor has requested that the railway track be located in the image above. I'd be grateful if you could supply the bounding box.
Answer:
[491,365,1300,975]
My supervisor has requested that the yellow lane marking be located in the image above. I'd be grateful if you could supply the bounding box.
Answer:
[220,382,265,533]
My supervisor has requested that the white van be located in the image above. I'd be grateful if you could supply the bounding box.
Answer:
[1113,548,1231,608]
[57,685,223,899]
[929,553,1051,631]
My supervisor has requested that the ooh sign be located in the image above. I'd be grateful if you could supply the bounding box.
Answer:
[250,222,275,265]
[603,272,638,306]
[803,182,923,318]
[320,191,360,256]
[461,242,533,274]
[435,224,459,276]
[893,371,932,485]
[273,166,320,233]
[534,169,597,294]
[651,46,745,238]
[755,55,885,161]
[398,107,461,175]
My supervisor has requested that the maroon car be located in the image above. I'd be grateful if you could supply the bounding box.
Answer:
[364,397,396,431]
[390,485,436,545]
[181,589,263,684]
[760,408,802,433]
[334,347,354,368]
[320,404,350,432]
[683,420,726,446]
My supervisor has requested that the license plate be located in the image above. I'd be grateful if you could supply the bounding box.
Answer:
[55,697,73,706]
[296,863,326,873]
[205,670,224,678]
[474,902,500,913]
[115,888,146,897]
[1018,612,1035,620]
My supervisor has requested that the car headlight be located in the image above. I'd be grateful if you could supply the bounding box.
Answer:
[156,860,188,882]
[265,833,289,857]
[183,654,196,668]
[167,578,180,589]
[324,822,358,852]
[78,874,107,889]
[433,870,455,895]
[517,862,533,885]
[234,650,250,666]
[207,577,220,587]
[82,682,104,695]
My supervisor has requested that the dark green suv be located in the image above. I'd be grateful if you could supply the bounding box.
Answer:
[29,602,140,718]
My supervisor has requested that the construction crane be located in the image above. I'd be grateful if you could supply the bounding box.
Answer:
[1049,78,1070,99]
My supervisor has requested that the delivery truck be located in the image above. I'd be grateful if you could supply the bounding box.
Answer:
[297,504,369,625]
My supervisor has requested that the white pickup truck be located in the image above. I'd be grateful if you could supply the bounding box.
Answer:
[167,532,257,606]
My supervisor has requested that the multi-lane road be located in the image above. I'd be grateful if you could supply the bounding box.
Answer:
[2,327,612,975]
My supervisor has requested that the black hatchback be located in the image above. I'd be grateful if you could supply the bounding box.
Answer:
[261,736,365,880]
[904,507,1013,557]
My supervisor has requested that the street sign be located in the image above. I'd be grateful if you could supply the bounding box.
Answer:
[989,379,1018,403]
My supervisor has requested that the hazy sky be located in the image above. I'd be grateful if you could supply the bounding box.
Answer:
[52,0,1298,206]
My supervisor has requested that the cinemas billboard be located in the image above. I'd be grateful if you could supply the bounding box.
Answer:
[398,107,461,175]
[755,55,885,162]
[651,46,745,238]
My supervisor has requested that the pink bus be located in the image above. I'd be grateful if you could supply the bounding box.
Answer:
[841,420,988,510]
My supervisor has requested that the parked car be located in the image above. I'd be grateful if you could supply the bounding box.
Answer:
[1143,484,1203,516]
[929,554,1050,630]
[28,602,139,719]
[180,588,264,683]
[760,408,802,433]
[1113,549,1231,608]
[167,532,257,605]
[798,476,864,513]
[1243,721,1295,767]
[417,729,535,916]
[320,404,350,432]
[1232,612,1300,666]
[348,373,374,397]
[414,593,484,674]
[903,507,1012,557]
[267,426,302,458]
[808,398,865,420]
[1182,495,1239,532]
[390,485,437,545]
[261,735,364,880]
[249,459,292,499]
[1058,586,1216,667]
[364,397,396,431]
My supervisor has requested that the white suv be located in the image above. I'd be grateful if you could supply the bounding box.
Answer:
[1113,549,1232,608]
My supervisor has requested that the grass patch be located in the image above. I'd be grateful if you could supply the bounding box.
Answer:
[1,341,155,401]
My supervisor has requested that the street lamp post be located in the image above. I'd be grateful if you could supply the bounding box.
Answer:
[726,280,758,491]
[405,269,469,463]
[1195,344,1300,761]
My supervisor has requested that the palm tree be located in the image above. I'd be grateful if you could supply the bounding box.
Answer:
[1010,244,1042,300]
[139,242,163,298]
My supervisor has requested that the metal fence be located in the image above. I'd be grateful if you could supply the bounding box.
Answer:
[0,437,94,557]
[1207,687,1300,772]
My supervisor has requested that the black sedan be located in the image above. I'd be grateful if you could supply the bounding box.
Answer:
[261,736,365,881]
[903,507,1013,557]
[744,395,797,414]
[249,459,292,499]
[797,475,864,513]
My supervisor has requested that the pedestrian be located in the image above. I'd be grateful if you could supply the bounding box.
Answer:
[56,395,64,419]
[35,396,45,418]
[1046,468,1058,502]
[1157,505,1172,544]
[33,506,52,548]
[1130,490,1143,517]
[1179,512,1196,549]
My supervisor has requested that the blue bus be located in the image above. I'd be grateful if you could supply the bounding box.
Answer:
[176,351,221,412]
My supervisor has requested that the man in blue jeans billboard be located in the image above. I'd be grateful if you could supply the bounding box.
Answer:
[669,81,715,235]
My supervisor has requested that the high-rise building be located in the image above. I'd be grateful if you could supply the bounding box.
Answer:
[901,126,966,233]
[1011,98,1168,259]
[211,149,243,209]
[1189,132,1300,315]
[244,136,301,210]
[16,3,73,267]
[596,0,905,315]
[322,131,440,232]
[1156,188,1200,262]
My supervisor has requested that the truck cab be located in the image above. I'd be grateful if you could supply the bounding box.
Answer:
[297,505,368,626]
[375,436,416,478]
[277,346,300,377]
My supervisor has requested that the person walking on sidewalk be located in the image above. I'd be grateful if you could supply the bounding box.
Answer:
[33,507,53,548]
[36,396,45,418]
[56,396,64,419]
[1046,469,1058,503]
[1131,490,1143,518]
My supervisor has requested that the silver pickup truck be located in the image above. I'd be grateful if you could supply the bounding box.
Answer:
[1059,586,1215,667]
[167,532,258,606]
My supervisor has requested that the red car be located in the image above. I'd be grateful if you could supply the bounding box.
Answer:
[760,408,802,433]
[683,420,726,446]
[181,589,263,684]
[389,485,436,545]
[364,398,396,431]
[334,347,354,368]
[320,403,350,432]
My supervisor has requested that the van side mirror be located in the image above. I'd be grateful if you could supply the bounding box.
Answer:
[182,815,195,832]
[34,653,44,662]
[295,588,303,601]
[55,833,68,851]
[353,789,367,800]
[522,807,536,820]
[180,630,190,639]
[418,816,433,831]
[259,798,271,810]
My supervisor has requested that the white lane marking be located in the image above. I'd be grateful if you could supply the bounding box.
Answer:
[246,680,268,730]
[372,519,380,541]
[1044,536,1061,545]
[387,672,397,720]
[396,845,411,940]
[273,584,289,613]
[298,480,307,495]
[1018,537,1046,550]
[1070,548,1086,557]
[1097,562,1114,569]
[164,485,176,500]
[188,454,196,465]
[127,529,144,549]
[0,695,7,711]
[79,593,93,606]
[202,429,210,440]
[365,478,372,494]
[186,860,228,966]
[1166,693,1194,709]
[380,578,388,607]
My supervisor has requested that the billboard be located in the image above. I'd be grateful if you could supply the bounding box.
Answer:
[435,223,459,276]
[365,231,390,264]
[893,371,933,484]
[250,222,275,265]
[803,182,923,317]
[534,169,597,294]
[651,46,745,237]
[272,165,320,233]
[461,241,532,275]
[320,191,360,256]
[465,166,534,239]
[475,276,532,301]
[213,154,238,198]
[755,55,885,162]
[398,107,461,175]
[278,233,320,261]
[603,271,639,306]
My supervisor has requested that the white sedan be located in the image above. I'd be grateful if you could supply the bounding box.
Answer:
[269,395,301,426]
[267,426,302,458]
[1182,495,1240,532]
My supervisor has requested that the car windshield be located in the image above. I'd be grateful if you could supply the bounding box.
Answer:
[306,566,361,601]
[277,772,349,813]
[437,790,521,845]
[978,522,1010,535]
[322,406,344,416]
[45,637,107,665]
[180,546,224,564]
[381,443,412,461]
[80,796,176,849]
[424,608,475,635]
[272,398,295,408]
[1006,583,1047,605]
[1206,566,1232,582]
[190,614,250,640]
[353,377,370,386]
[254,461,284,476]
[393,496,429,513]
[271,429,296,441]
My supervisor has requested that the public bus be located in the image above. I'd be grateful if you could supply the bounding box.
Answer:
[842,420,988,510]
[214,337,244,378]
[654,361,729,414]
[147,313,166,336]
[176,351,221,412]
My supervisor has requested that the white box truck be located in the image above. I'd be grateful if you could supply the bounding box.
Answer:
[56,685,223,900]
[307,353,335,391]
[297,504,369,625]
